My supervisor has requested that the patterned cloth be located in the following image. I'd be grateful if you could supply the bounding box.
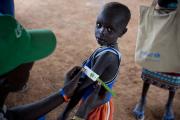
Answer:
[142,68,180,91]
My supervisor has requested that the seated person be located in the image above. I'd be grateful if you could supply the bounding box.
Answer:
[0,15,82,120]
[0,0,34,92]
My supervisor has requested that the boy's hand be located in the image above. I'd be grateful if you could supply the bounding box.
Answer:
[62,66,82,98]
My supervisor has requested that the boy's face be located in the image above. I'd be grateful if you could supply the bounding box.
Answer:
[95,11,126,46]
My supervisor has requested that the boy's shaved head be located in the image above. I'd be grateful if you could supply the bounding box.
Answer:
[95,2,131,46]
[101,2,131,28]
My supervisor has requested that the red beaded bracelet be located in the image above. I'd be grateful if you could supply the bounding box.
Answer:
[59,89,69,102]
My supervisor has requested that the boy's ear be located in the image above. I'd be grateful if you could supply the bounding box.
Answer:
[119,28,127,37]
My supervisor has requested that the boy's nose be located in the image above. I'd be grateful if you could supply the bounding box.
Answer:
[99,27,105,36]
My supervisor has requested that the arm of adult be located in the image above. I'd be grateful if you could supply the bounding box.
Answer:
[5,66,82,120]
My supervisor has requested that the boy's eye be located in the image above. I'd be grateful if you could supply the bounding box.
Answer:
[96,23,101,28]
[107,27,113,33]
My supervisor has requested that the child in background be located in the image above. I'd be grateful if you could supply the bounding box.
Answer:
[133,0,179,120]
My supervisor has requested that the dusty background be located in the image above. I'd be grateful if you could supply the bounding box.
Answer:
[5,0,180,120]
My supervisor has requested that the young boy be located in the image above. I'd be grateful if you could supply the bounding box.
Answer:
[59,2,131,120]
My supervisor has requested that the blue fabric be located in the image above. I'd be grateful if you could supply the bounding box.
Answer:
[81,47,121,102]
[59,89,65,97]
[38,116,46,120]
[158,0,178,9]
[163,114,175,120]
[167,3,178,9]
[0,0,14,16]
[133,106,145,120]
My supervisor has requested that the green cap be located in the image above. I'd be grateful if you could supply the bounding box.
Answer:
[0,15,57,76]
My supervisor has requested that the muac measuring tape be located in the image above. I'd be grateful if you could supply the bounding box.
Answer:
[82,66,116,96]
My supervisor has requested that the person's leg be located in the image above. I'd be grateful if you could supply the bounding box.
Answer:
[163,90,175,120]
[0,0,15,16]
[133,81,150,120]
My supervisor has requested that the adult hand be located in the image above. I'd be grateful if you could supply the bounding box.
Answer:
[63,66,82,98]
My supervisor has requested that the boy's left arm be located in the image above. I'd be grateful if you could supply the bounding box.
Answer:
[78,52,116,91]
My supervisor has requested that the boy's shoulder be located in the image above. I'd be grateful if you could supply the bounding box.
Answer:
[93,47,121,60]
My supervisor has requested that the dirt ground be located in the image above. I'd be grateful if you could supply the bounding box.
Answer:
[5,0,180,120]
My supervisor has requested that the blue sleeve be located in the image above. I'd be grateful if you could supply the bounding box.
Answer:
[0,0,15,16]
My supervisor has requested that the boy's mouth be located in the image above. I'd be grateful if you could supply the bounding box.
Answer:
[96,37,106,45]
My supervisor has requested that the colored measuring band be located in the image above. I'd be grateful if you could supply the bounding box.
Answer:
[82,66,116,96]
[97,78,116,96]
